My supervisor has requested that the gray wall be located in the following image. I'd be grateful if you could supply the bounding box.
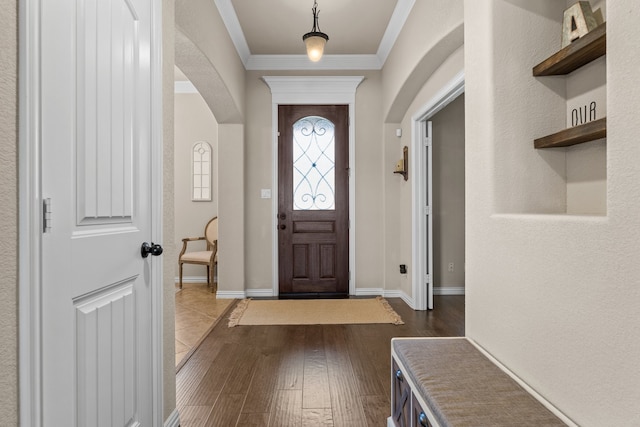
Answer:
[432,94,465,289]
[0,0,18,423]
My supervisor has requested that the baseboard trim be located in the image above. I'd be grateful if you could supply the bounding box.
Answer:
[434,286,465,295]
[354,287,384,296]
[382,289,407,300]
[397,291,415,308]
[353,288,415,307]
[246,288,275,298]
[164,408,180,427]
[174,275,208,284]
[179,284,463,298]
[216,290,246,299]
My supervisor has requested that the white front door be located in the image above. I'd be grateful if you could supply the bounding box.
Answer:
[40,0,161,424]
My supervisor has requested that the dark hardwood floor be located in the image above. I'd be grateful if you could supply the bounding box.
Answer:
[176,296,465,427]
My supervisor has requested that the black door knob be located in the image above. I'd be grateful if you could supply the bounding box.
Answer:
[279,224,286,230]
[141,242,163,258]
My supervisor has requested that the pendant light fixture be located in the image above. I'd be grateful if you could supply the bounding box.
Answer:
[302,0,329,62]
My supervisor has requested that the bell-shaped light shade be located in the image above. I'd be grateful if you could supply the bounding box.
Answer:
[303,32,328,62]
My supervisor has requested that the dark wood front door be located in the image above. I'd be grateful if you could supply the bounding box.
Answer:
[278,105,349,297]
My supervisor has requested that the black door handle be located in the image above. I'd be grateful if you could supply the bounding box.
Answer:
[141,242,163,258]
[279,224,286,230]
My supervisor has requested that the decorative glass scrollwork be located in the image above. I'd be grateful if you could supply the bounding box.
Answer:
[293,116,335,210]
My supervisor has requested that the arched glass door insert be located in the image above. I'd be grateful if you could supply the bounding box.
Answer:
[292,116,335,211]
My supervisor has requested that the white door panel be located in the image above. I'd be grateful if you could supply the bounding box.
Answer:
[75,281,138,427]
[41,0,158,424]
[425,121,434,310]
[76,0,140,224]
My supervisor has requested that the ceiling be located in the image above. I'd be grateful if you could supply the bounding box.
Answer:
[216,0,414,70]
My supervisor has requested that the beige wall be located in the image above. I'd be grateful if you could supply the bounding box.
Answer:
[175,0,245,124]
[432,94,465,289]
[174,0,246,297]
[382,6,465,300]
[0,0,18,423]
[465,0,640,424]
[382,0,463,123]
[353,72,386,291]
[217,124,245,294]
[387,45,465,299]
[162,0,177,420]
[243,72,275,290]
[174,92,219,278]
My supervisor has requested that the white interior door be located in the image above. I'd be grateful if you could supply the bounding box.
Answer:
[40,0,161,424]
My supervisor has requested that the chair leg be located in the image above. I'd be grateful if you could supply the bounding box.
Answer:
[212,263,218,294]
[206,266,210,289]
[179,263,183,289]
[209,265,215,293]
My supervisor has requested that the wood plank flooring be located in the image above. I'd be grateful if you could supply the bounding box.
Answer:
[175,283,233,367]
[176,296,465,427]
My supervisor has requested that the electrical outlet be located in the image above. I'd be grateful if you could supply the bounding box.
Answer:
[448,262,454,272]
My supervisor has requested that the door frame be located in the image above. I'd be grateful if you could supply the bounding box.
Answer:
[411,71,464,310]
[263,76,364,297]
[18,0,165,424]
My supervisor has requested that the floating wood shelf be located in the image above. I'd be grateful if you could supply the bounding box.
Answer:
[533,22,606,76]
[534,117,606,149]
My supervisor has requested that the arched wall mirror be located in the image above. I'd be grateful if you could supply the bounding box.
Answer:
[192,141,212,201]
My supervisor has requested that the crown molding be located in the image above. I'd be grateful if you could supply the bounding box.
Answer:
[262,76,364,104]
[247,54,382,71]
[215,0,415,71]
[214,0,251,64]
[377,0,415,62]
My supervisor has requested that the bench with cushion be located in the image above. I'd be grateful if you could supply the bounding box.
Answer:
[389,337,569,427]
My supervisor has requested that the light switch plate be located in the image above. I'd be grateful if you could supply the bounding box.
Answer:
[261,189,271,199]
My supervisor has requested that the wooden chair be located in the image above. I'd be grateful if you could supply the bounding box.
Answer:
[178,217,218,292]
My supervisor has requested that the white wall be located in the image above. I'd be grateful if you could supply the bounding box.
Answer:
[174,91,219,279]
[465,1,640,425]
[565,0,607,215]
